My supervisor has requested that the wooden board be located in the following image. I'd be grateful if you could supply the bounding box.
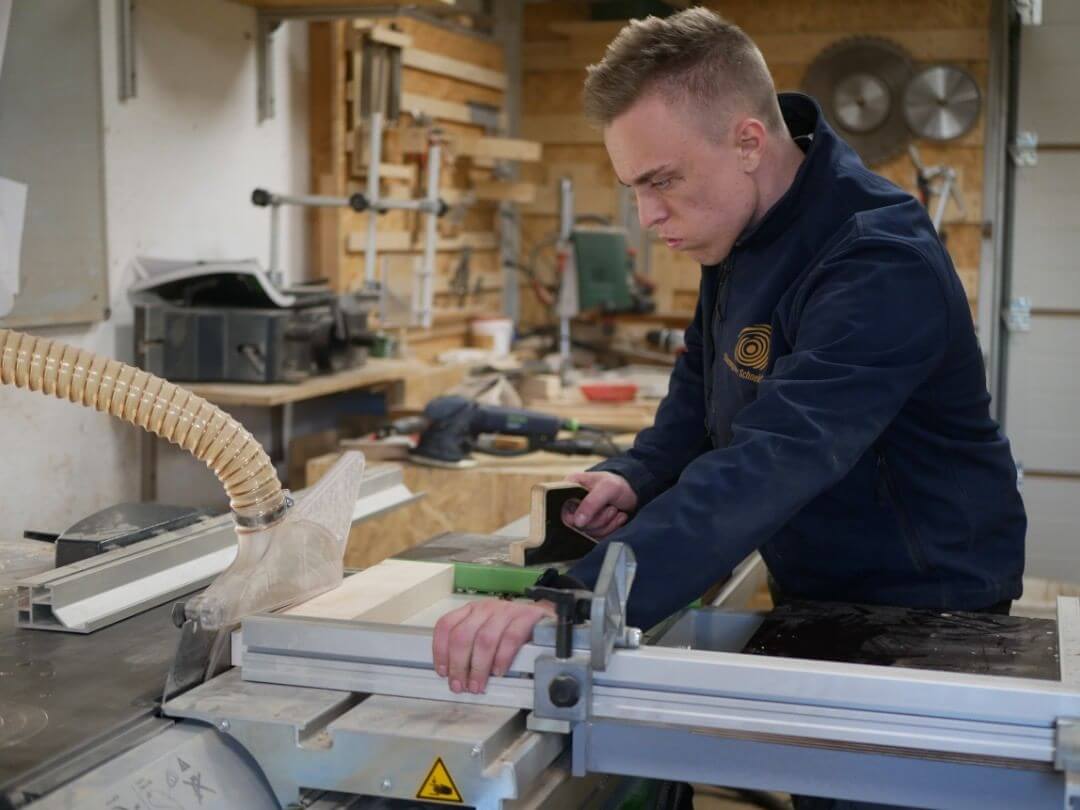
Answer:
[402,69,504,108]
[401,92,503,127]
[182,358,441,408]
[398,132,543,162]
[353,162,419,183]
[403,47,507,90]
[286,559,454,622]
[393,16,505,72]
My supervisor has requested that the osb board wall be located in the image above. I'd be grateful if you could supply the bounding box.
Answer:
[306,452,608,568]
[519,0,990,324]
[309,17,508,322]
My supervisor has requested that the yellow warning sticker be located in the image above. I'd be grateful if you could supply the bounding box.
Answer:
[416,757,463,803]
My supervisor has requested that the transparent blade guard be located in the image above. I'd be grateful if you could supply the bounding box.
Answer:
[185,451,366,630]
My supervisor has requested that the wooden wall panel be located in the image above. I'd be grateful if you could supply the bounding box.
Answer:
[521,0,992,325]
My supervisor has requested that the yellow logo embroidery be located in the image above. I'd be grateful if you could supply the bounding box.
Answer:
[723,324,772,384]
[734,324,772,370]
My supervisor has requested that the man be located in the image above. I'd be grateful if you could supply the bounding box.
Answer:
[434,5,1024,722]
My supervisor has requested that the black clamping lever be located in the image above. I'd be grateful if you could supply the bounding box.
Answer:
[525,585,592,660]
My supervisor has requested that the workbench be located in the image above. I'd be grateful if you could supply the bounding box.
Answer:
[139,359,468,499]
[306,448,618,569]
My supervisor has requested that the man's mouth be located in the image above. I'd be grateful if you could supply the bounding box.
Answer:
[663,237,682,248]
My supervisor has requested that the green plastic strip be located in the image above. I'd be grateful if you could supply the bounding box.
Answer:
[452,563,547,596]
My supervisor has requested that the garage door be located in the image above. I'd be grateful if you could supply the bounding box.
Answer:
[1002,2,1080,580]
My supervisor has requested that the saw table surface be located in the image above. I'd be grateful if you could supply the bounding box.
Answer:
[0,537,185,800]
[744,600,1060,680]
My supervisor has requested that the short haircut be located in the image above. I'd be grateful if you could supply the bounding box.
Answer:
[582,7,784,138]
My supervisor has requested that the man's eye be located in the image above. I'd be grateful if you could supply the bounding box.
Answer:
[652,177,672,190]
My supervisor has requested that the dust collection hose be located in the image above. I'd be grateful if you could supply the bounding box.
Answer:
[0,328,287,528]
[0,328,366,631]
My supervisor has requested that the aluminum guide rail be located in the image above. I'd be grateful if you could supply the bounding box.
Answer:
[17,464,418,633]
[236,611,1080,764]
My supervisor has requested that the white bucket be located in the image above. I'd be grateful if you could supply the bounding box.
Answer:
[470,317,514,357]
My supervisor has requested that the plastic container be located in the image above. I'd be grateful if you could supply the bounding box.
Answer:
[470,317,514,357]
[580,381,638,403]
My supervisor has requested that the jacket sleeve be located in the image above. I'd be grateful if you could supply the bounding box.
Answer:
[588,286,712,506]
[568,238,949,630]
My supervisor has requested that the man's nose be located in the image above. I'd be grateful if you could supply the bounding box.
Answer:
[636,191,667,230]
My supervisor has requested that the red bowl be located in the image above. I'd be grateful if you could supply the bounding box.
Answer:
[580,382,638,403]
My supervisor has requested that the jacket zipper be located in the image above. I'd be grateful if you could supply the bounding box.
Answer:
[876,448,929,573]
[704,257,735,440]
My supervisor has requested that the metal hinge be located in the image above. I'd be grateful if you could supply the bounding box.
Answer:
[1009,132,1039,167]
[1012,0,1043,25]
[1003,297,1032,332]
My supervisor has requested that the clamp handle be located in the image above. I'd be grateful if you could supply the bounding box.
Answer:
[525,585,591,659]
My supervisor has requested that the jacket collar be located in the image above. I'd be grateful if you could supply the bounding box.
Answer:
[734,92,833,249]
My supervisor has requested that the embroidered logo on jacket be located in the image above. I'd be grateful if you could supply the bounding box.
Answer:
[724,324,772,383]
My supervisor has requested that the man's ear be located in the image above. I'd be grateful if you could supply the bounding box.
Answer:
[735,117,767,173]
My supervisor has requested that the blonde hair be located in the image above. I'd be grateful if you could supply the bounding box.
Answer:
[583,7,783,137]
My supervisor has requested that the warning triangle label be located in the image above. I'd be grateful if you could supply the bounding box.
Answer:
[416,757,463,803]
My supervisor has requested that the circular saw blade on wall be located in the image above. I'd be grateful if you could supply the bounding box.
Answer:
[903,64,982,141]
[801,36,915,166]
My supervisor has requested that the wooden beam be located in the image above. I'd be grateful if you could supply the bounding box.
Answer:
[402,48,507,91]
[523,29,990,71]
[401,92,503,128]
[345,230,414,253]
[365,25,413,50]
[396,128,541,162]
[351,162,418,183]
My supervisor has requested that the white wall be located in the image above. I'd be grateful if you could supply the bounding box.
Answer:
[0,0,308,540]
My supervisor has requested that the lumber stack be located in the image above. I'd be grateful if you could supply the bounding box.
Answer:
[309,15,542,352]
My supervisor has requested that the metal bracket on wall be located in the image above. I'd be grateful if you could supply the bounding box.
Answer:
[117,0,136,101]
[1003,297,1032,333]
[1009,131,1039,167]
[256,12,281,123]
[1012,0,1043,26]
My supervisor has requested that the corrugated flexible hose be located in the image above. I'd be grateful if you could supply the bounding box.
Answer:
[0,328,287,529]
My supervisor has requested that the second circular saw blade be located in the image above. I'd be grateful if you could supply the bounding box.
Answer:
[904,64,982,141]
[801,36,915,167]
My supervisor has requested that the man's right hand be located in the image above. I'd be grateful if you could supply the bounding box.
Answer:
[564,471,638,538]
[433,598,555,694]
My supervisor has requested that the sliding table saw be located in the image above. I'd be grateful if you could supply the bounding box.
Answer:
[4,480,1080,810]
